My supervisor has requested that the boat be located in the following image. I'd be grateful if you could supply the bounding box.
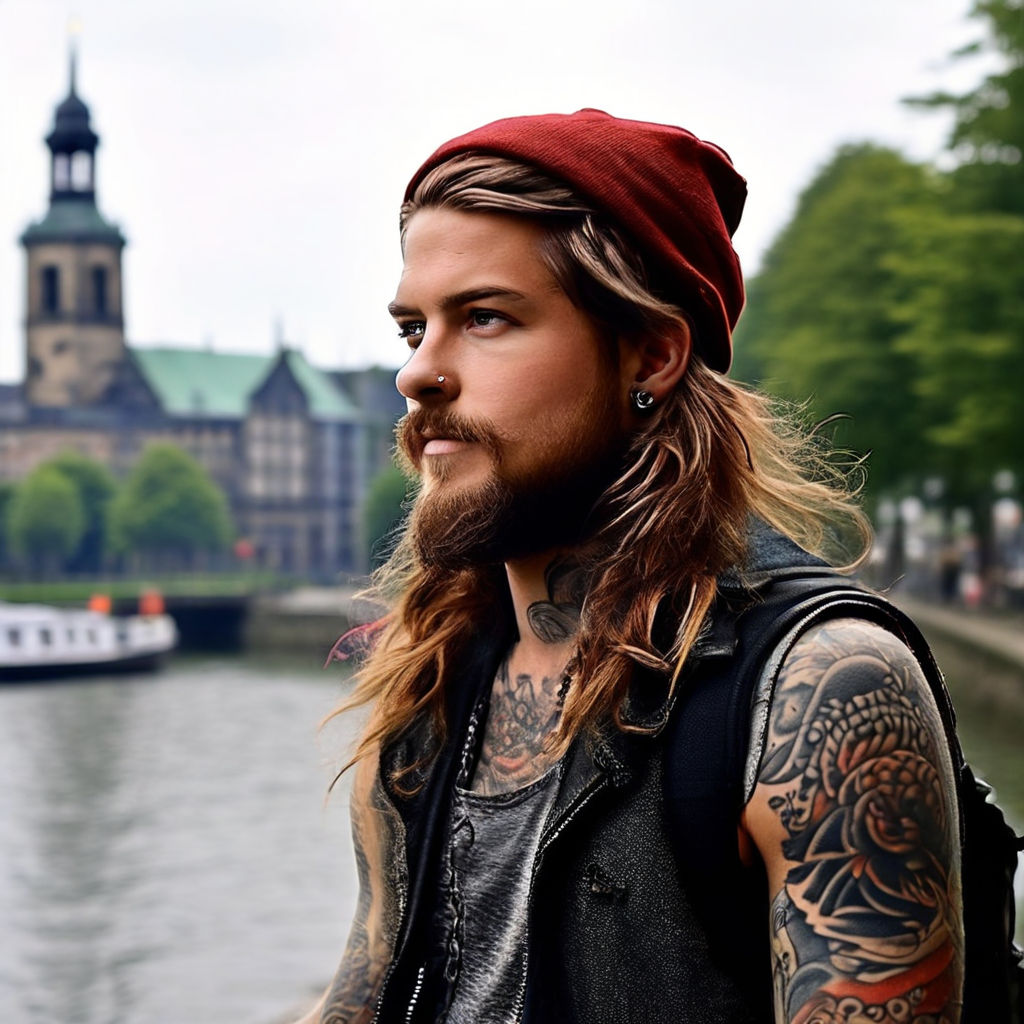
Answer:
[0,599,178,681]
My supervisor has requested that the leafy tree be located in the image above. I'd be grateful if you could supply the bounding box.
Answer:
[905,0,1024,215]
[363,464,412,566]
[889,208,1024,504]
[733,145,940,497]
[40,451,117,572]
[0,481,16,569]
[109,443,232,567]
[6,467,85,575]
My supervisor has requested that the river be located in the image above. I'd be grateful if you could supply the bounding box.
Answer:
[1,642,1021,1023]
[0,655,357,1024]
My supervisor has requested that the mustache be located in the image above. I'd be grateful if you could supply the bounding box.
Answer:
[397,409,503,465]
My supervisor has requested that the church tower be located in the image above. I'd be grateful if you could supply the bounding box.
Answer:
[20,50,127,407]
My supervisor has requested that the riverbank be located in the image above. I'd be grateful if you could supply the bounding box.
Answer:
[243,585,375,660]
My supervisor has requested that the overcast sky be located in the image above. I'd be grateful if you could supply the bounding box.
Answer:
[0,0,993,384]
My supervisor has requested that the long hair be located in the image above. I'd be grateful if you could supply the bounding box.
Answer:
[327,154,870,784]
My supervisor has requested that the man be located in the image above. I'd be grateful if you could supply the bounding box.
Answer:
[301,110,963,1024]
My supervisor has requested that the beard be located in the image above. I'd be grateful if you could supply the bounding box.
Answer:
[398,405,625,570]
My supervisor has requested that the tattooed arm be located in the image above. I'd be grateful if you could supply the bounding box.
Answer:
[741,618,964,1024]
[298,755,393,1024]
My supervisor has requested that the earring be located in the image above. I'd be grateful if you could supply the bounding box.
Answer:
[631,388,655,411]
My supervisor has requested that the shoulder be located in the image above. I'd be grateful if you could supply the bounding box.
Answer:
[758,616,950,782]
[741,615,964,1021]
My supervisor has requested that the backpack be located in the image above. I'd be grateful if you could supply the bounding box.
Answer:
[668,569,1024,1023]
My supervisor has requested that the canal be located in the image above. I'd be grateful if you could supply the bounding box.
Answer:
[0,639,1021,1023]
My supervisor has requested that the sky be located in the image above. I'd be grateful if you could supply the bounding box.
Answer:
[0,0,995,384]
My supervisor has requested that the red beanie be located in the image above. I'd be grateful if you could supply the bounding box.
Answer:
[404,109,747,372]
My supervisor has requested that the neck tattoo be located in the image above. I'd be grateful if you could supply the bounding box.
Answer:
[526,557,586,644]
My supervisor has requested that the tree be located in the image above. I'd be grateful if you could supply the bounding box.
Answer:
[0,481,16,570]
[905,0,1024,216]
[363,464,412,566]
[733,145,940,497]
[6,467,85,575]
[40,451,117,572]
[109,443,232,567]
[889,208,1024,504]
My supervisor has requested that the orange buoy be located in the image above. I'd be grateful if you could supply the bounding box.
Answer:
[88,593,112,614]
[139,590,165,616]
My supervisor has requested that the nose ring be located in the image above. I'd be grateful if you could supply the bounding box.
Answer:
[436,375,446,384]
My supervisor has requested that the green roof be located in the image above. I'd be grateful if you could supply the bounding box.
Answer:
[130,346,360,421]
[21,198,124,245]
[282,350,360,419]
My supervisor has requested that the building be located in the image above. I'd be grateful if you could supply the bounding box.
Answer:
[0,55,404,577]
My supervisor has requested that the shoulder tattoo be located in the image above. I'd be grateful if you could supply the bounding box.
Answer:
[756,618,963,1024]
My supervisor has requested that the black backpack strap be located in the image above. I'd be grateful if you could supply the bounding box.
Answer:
[666,570,1024,1022]
[664,574,960,947]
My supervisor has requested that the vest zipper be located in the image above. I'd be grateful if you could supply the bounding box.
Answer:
[370,843,410,1024]
[511,770,612,1021]
[404,964,426,1023]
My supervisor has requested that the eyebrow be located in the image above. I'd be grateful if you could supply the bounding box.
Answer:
[387,286,527,319]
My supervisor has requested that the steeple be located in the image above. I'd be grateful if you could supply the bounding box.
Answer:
[19,46,127,408]
[46,42,100,201]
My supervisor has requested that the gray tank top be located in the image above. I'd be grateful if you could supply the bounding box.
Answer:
[437,760,561,1024]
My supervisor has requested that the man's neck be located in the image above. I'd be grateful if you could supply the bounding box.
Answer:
[469,549,585,796]
[504,549,584,672]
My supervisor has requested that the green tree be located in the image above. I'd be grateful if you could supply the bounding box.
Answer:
[109,443,232,567]
[6,467,85,575]
[0,481,16,569]
[889,208,1024,503]
[41,451,117,572]
[906,0,1024,215]
[733,145,940,497]
[363,464,412,566]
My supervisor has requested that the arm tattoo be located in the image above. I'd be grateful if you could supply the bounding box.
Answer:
[526,557,585,644]
[472,658,564,795]
[757,619,962,1024]
[320,769,392,1024]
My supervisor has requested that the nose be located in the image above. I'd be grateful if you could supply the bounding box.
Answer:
[395,338,455,405]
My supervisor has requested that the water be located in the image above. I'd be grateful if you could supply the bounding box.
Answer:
[0,656,358,1024]
[1,642,1022,1024]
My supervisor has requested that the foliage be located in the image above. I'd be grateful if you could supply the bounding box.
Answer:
[733,145,940,495]
[889,207,1024,503]
[108,443,233,564]
[0,481,14,566]
[905,0,1024,215]
[363,464,412,566]
[6,466,85,572]
[39,451,117,572]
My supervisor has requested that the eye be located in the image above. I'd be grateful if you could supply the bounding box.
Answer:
[396,321,425,345]
[469,309,508,330]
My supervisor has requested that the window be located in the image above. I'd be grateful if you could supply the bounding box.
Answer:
[71,151,92,191]
[42,266,60,314]
[39,628,53,646]
[92,266,108,316]
[53,153,70,191]
[6,628,20,647]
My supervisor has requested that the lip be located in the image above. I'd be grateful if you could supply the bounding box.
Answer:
[423,438,471,456]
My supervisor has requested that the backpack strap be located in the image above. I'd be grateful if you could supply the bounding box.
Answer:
[666,570,1024,1022]
[664,571,965,964]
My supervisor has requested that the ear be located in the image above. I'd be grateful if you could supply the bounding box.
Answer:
[626,321,692,404]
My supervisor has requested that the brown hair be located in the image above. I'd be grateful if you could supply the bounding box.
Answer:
[326,154,870,783]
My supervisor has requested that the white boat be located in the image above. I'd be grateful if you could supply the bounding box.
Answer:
[0,600,177,680]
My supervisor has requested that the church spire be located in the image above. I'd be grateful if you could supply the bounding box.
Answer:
[46,38,99,200]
